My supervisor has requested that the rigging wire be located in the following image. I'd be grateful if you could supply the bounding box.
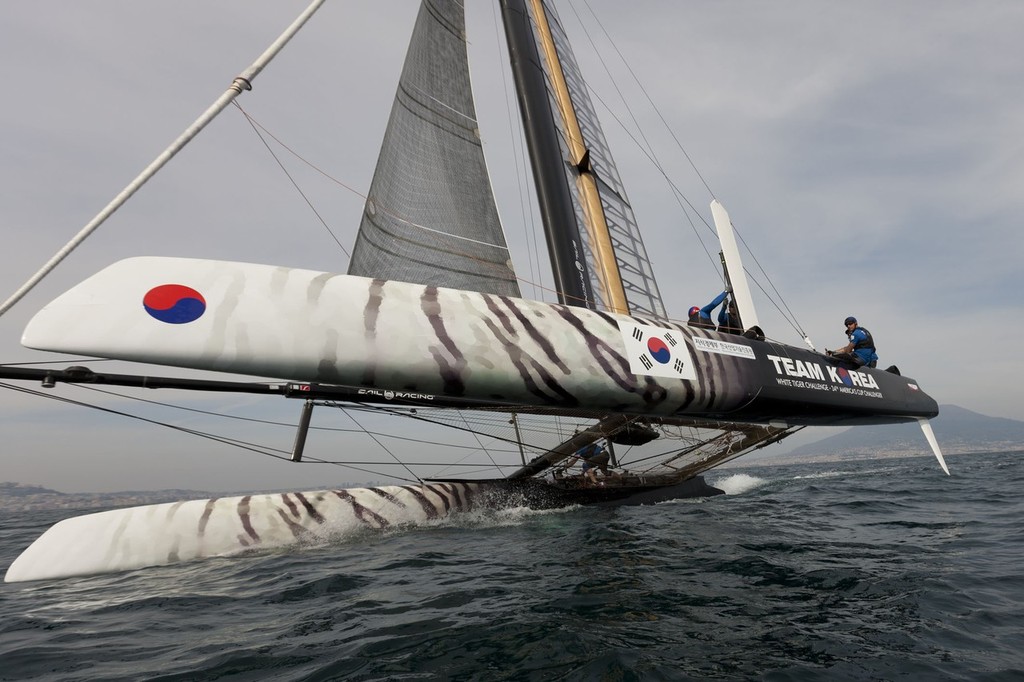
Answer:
[232,104,518,252]
[736,236,810,339]
[4,374,609,476]
[2,376,782,482]
[565,1,660,183]
[454,410,505,477]
[555,0,733,308]
[576,0,716,200]
[489,1,543,301]
[2,382,283,460]
[565,0,814,337]
[331,404,422,483]
[0,0,328,319]
[231,101,576,305]
[343,403,553,457]
[560,1,723,285]
[578,83,721,271]
[66,383,521,453]
[0,381,419,483]
[233,101,351,259]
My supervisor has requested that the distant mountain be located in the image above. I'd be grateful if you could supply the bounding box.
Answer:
[783,405,1024,460]
[0,481,65,497]
[0,485,213,512]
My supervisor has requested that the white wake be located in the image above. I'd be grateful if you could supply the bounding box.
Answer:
[713,473,768,495]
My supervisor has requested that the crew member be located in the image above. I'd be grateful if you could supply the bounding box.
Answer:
[688,290,729,330]
[828,316,878,369]
[565,440,611,486]
[717,296,743,335]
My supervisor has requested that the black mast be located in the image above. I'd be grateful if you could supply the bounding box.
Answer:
[500,0,595,309]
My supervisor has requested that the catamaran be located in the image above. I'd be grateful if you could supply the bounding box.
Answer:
[1,0,945,583]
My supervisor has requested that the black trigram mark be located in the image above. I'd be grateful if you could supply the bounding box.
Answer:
[639,355,653,370]
[674,359,686,373]
[632,327,644,342]
[665,332,677,347]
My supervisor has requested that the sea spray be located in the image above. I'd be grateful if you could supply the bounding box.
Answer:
[712,473,767,495]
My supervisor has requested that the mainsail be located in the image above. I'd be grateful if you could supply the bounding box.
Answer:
[347,0,520,296]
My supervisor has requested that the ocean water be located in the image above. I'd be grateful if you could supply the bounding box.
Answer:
[1,451,1021,681]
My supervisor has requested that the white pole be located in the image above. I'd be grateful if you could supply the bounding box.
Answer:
[0,0,326,318]
[710,200,760,330]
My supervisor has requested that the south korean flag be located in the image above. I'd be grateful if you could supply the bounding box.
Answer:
[619,321,698,381]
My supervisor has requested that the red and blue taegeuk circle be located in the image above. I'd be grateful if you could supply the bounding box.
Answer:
[143,284,206,324]
[646,336,671,364]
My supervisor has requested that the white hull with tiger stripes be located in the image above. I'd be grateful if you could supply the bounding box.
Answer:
[5,482,482,583]
[21,257,756,417]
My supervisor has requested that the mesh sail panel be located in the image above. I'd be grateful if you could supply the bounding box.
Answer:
[530,1,667,320]
[348,0,520,296]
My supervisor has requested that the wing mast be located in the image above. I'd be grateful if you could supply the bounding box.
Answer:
[501,0,666,318]
[524,0,628,315]
[501,0,597,309]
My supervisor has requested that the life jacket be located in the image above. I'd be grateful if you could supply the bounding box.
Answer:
[688,313,715,330]
[852,326,876,351]
[716,300,742,334]
[718,320,740,334]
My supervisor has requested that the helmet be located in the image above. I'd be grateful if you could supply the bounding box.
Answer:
[689,306,700,317]
[844,316,857,326]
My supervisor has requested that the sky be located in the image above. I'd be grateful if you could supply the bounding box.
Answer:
[1,1,1022,492]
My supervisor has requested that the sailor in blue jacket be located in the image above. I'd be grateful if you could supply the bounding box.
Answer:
[688,290,729,330]
[565,441,611,485]
[828,316,878,368]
